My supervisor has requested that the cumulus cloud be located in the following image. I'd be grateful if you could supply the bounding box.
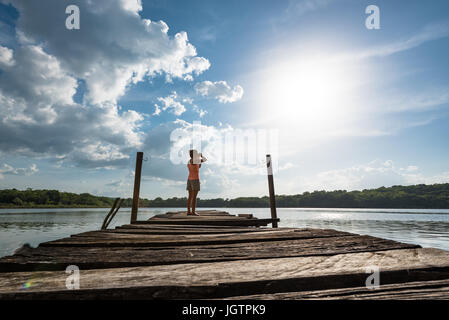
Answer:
[0,45,14,67]
[0,0,209,168]
[192,105,207,118]
[1,0,210,104]
[153,104,161,116]
[195,81,244,103]
[0,163,38,179]
[155,92,186,116]
[0,45,77,124]
[309,160,449,191]
[0,54,144,168]
[153,93,208,117]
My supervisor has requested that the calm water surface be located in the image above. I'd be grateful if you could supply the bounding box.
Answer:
[1,207,449,258]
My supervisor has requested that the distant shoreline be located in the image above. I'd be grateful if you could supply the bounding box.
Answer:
[0,205,113,209]
[2,205,449,210]
[2,183,449,209]
[0,205,131,210]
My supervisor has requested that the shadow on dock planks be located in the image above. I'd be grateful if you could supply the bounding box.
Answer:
[1,210,449,300]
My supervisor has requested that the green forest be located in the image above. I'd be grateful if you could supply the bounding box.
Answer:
[1,183,449,209]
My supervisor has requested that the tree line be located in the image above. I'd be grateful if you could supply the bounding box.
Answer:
[1,183,449,209]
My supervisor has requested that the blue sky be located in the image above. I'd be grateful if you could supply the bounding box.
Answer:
[0,0,449,199]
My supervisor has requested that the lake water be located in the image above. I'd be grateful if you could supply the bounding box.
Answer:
[1,207,449,258]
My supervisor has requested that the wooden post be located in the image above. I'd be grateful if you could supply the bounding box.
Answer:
[266,154,278,228]
[130,152,143,223]
[101,198,119,230]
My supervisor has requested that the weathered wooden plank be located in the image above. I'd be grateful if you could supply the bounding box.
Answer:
[110,229,276,235]
[150,210,237,220]
[1,248,449,299]
[223,279,449,300]
[152,215,248,220]
[39,228,353,247]
[72,228,294,238]
[137,218,279,227]
[117,223,257,230]
[160,210,233,217]
[60,228,322,239]
[109,228,275,235]
[0,235,419,272]
[80,227,296,236]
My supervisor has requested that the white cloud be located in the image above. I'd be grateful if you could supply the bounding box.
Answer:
[153,104,161,116]
[195,81,244,103]
[0,45,14,67]
[193,105,207,118]
[0,0,209,169]
[0,45,78,124]
[0,163,38,179]
[182,97,194,104]
[1,0,210,104]
[401,165,419,172]
[119,0,143,13]
[307,160,449,191]
[312,160,407,190]
[156,92,186,116]
[0,45,145,168]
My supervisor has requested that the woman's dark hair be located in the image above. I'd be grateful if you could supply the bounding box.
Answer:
[189,149,194,159]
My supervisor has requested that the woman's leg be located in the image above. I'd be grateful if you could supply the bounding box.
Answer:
[192,190,199,214]
[187,190,193,214]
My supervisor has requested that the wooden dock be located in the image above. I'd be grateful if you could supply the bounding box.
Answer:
[1,210,449,299]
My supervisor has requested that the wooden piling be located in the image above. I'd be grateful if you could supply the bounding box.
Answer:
[102,198,124,230]
[101,198,119,230]
[266,154,278,228]
[130,152,143,223]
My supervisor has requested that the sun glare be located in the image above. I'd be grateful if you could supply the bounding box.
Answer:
[259,57,357,134]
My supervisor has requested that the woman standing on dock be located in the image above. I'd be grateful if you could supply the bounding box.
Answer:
[187,149,207,216]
